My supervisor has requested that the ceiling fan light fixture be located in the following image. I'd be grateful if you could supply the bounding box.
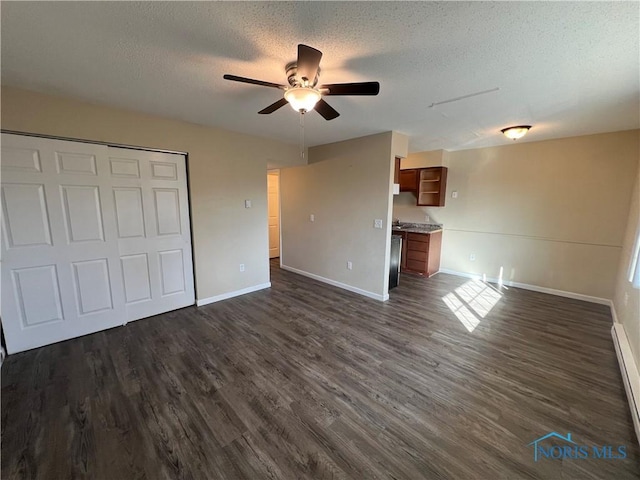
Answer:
[284,86,321,113]
[501,125,531,140]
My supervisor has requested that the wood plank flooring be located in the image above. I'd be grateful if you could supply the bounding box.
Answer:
[2,261,639,479]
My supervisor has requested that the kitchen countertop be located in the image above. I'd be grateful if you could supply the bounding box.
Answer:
[392,222,443,234]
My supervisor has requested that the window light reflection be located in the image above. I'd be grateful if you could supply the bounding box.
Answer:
[442,279,502,332]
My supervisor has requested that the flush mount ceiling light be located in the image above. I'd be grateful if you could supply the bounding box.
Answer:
[284,86,322,113]
[501,125,531,140]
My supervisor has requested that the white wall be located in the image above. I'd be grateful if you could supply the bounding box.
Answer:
[280,131,407,300]
[613,160,640,368]
[1,86,302,303]
[394,130,639,300]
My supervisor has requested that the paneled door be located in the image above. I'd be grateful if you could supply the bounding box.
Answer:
[1,134,194,353]
[267,172,280,258]
[108,147,194,321]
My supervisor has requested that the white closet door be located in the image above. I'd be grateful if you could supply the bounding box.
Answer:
[1,134,194,354]
[108,147,194,322]
[1,134,126,353]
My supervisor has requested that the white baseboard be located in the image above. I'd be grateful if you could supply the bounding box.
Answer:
[439,268,610,305]
[196,282,271,306]
[612,322,640,446]
[610,301,619,323]
[280,264,388,302]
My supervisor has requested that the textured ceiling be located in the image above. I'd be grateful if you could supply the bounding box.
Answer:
[2,2,638,152]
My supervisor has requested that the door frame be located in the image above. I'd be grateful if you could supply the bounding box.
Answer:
[0,129,199,344]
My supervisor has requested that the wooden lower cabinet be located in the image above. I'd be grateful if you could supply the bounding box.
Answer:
[392,230,442,277]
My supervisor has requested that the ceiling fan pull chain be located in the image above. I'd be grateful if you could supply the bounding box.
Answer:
[299,111,305,159]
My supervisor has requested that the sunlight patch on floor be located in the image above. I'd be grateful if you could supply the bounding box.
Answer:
[442,279,503,332]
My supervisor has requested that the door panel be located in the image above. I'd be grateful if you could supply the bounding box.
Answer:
[71,258,114,315]
[121,253,152,304]
[108,146,194,322]
[60,185,105,242]
[113,188,145,238]
[158,249,186,296]
[1,134,126,353]
[1,146,42,172]
[267,173,280,258]
[11,264,64,326]
[55,151,98,175]
[153,188,181,236]
[1,183,52,247]
[1,134,194,353]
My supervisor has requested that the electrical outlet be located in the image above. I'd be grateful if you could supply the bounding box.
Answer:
[452,191,458,198]
[239,263,245,272]
[425,214,430,223]
[374,219,383,229]
[310,214,315,222]
[469,254,476,261]
[624,292,629,306]
[244,199,252,208]
[347,261,353,270]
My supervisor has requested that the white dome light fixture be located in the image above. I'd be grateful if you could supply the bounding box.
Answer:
[284,86,321,113]
[501,125,531,140]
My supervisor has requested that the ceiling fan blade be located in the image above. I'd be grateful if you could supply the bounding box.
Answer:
[321,82,380,96]
[297,44,323,84]
[258,98,289,114]
[314,99,340,121]
[223,74,285,89]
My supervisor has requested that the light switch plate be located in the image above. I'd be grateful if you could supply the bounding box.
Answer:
[245,199,252,208]
[452,191,458,198]
[374,219,383,229]
[310,214,315,222]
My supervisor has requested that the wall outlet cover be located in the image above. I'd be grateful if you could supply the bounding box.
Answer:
[374,219,383,229]
[239,263,245,272]
[244,199,252,208]
[310,214,315,222]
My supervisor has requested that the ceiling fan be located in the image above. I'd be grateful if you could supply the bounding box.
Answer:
[223,44,380,121]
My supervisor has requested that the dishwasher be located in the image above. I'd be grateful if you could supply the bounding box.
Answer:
[389,235,402,289]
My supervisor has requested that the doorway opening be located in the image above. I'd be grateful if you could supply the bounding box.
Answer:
[267,170,280,260]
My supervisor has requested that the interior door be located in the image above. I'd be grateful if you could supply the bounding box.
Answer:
[267,172,280,258]
[108,147,194,321]
[1,134,194,354]
[1,135,126,353]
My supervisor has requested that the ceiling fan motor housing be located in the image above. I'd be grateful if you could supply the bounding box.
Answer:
[286,62,320,87]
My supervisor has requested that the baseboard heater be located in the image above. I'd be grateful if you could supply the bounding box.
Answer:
[612,323,640,446]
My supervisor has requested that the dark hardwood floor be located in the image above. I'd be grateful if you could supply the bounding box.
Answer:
[2,260,639,479]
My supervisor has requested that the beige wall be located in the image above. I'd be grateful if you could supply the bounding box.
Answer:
[280,131,407,300]
[613,161,640,367]
[402,149,449,169]
[1,86,301,302]
[394,130,639,299]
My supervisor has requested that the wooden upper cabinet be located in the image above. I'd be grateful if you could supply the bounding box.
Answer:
[394,157,401,184]
[399,169,418,192]
[417,167,448,207]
